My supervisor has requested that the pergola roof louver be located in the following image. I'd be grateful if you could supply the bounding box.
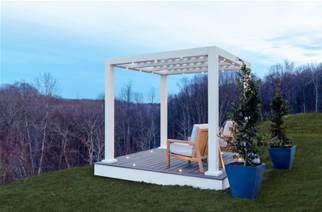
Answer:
[108,46,250,75]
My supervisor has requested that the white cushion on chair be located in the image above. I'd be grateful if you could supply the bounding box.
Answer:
[223,120,234,137]
[170,143,193,157]
[190,124,208,143]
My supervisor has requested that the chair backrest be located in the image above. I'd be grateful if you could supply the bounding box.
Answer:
[222,120,235,137]
[220,120,237,152]
[190,124,208,158]
[196,128,208,157]
[190,124,208,143]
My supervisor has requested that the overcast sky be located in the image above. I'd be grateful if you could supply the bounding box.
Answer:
[1,1,322,100]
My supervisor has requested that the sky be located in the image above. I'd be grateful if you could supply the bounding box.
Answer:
[1,1,322,101]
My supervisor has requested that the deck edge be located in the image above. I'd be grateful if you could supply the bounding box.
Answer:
[94,163,229,190]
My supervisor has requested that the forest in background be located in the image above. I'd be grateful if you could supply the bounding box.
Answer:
[1,61,321,185]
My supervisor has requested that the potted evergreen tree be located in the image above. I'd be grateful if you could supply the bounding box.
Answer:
[268,82,296,169]
[225,63,265,199]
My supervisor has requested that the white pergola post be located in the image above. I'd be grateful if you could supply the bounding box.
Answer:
[205,48,222,176]
[102,63,117,163]
[159,75,168,149]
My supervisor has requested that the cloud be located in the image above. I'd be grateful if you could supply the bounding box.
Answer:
[265,29,322,63]
[2,1,322,74]
[274,31,322,51]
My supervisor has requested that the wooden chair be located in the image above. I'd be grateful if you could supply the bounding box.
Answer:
[218,120,240,169]
[167,124,208,173]
[218,120,237,152]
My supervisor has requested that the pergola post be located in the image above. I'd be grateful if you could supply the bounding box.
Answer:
[159,75,168,149]
[205,48,222,176]
[102,63,117,163]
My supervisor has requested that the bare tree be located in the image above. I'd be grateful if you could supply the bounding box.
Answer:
[120,82,133,153]
[35,73,57,175]
[147,87,158,148]
[308,64,322,112]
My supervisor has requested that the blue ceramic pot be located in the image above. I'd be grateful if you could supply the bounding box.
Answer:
[269,145,296,169]
[225,163,266,199]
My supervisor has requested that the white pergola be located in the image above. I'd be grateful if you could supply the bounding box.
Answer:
[101,46,249,178]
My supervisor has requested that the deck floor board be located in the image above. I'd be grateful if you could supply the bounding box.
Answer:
[96,148,226,180]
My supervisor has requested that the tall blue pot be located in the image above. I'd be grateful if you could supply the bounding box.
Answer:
[225,163,266,199]
[269,145,296,169]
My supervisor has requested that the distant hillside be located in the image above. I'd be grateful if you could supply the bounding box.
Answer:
[1,113,322,212]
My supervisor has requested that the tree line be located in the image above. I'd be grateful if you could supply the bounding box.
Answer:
[1,61,321,185]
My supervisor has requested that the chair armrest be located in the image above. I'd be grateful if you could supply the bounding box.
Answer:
[218,133,234,140]
[167,139,193,145]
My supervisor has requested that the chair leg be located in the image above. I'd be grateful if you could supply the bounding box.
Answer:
[197,158,204,173]
[235,153,240,160]
[166,141,170,168]
[220,156,225,170]
[220,149,227,171]
[167,151,170,168]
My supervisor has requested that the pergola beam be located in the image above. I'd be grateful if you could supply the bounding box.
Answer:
[119,56,208,69]
[162,68,239,75]
[163,70,207,75]
[217,48,251,67]
[107,47,209,65]
[141,64,208,73]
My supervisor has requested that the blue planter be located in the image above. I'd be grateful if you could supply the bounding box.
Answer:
[269,145,296,169]
[225,163,266,199]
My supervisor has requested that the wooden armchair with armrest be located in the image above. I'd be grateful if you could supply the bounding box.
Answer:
[167,124,208,173]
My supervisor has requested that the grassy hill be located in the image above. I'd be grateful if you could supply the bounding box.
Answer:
[1,113,322,212]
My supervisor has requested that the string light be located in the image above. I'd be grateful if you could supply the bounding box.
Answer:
[132,163,136,167]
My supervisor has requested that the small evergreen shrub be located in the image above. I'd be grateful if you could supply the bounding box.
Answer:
[269,82,292,147]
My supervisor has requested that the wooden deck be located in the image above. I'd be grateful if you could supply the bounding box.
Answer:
[96,148,226,180]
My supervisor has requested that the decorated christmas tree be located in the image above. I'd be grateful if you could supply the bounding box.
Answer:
[233,63,263,166]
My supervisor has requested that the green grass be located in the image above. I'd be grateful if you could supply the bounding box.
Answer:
[259,112,322,135]
[1,113,322,212]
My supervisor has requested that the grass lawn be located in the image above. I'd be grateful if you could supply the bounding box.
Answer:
[1,113,322,211]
